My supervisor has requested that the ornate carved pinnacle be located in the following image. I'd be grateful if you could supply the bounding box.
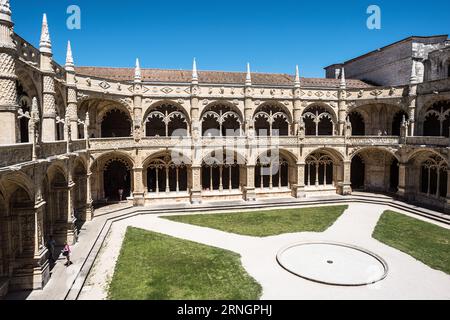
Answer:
[340,67,346,89]
[245,63,252,86]
[192,58,198,84]
[135,58,142,82]
[294,65,301,88]
[65,41,74,70]
[40,14,52,54]
[0,0,12,23]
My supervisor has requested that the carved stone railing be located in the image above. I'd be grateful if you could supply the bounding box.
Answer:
[302,136,346,145]
[0,143,32,167]
[406,136,449,147]
[3,135,449,168]
[71,140,87,152]
[40,141,68,159]
[89,137,136,150]
[347,136,400,146]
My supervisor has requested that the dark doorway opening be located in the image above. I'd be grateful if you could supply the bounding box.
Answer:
[104,160,131,201]
[351,155,365,190]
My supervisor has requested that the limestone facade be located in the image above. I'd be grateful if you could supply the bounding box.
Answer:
[0,2,449,297]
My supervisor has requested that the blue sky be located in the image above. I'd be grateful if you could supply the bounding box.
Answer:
[10,0,450,77]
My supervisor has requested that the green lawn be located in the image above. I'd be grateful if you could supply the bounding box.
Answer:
[373,211,450,275]
[162,205,348,237]
[108,227,262,300]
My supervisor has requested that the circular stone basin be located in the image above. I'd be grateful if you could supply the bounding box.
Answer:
[277,242,388,286]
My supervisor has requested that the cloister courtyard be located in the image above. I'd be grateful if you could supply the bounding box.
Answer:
[8,198,448,301]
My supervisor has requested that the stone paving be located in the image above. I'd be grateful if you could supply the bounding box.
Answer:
[78,202,450,300]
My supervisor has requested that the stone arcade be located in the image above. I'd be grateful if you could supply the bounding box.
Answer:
[0,0,450,297]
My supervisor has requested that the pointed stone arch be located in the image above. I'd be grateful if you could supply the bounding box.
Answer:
[143,100,190,137]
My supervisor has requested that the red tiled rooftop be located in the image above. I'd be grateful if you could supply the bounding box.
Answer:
[75,66,373,89]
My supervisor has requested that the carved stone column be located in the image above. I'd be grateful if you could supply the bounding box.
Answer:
[397,162,407,198]
[408,86,417,137]
[132,167,145,206]
[40,14,57,142]
[293,162,306,198]
[190,84,200,138]
[338,161,352,195]
[66,163,76,245]
[133,59,143,142]
[85,171,94,221]
[338,91,347,136]
[243,165,256,201]
[244,85,254,135]
[66,41,78,140]
[190,165,202,204]
[32,200,50,289]
[0,6,18,145]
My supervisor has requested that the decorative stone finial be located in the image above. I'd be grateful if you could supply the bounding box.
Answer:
[65,41,74,71]
[31,97,39,119]
[410,60,418,84]
[245,63,252,86]
[40,13,52,54]
[294,65,301,88]
[192,58,198,84]
[135,58,142,82]
[340,67,346,89]
[0,0,12,23]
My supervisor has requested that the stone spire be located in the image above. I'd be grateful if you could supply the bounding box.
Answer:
[192,58,198,84]
[65,41,74,71]
[135,58,142,82]
[0,0,12,23]
[410,60,418,84]
[294,65,301,88]
[245,63,252,86]
[340,67,346,89]
[40,13,52,54]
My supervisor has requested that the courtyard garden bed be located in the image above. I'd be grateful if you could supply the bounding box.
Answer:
[108,227,262,300]
[162,205,348,237]
[373,211,450,275]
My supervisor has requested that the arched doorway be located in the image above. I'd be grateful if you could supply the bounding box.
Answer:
[349,112,365,136]
[101,109,132,137]
[352,149,398,192]
[103,159,131,201]
[351,154,365,190]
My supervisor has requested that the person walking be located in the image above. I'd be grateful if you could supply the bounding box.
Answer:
[62,241,72,267]
[47,235,56,262]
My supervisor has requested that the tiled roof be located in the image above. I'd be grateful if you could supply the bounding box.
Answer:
[75,66,373,89]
